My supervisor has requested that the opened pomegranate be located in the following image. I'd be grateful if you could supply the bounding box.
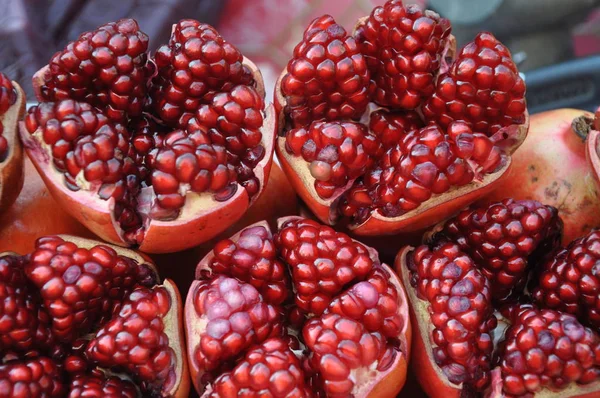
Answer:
[485,109,600,245]
[0,72,25,215]
[20,18,276,253]
[395,198,600,397]
[275,1,529,236]
[0,235,189,397]
[184,217,411,397]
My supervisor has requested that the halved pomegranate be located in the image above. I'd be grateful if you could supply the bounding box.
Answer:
[274,1,529,237]
[185,217,411,397]
[0,235,189,397]
[20,18,276,253]
[486,108,600,245]
[0,72,25,215]
[395,199,600,397]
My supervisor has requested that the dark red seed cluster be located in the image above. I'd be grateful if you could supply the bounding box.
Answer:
[533,230,600,330]
[275,218,375,315]
[285,120,382,198]
[355,0,451,109]
[439,199,562,302]
[0,236,182,397]
[423,32,526,135]
[24,236,156,342]
[339,122,502,220]
[27,19,268,245]
[369,109,423,150]
[201,225,289,305]
[281,15,371,127]
[152,19,254,126]
[86,286,176,395]
[208,338,311,397]
[191,276,283,373]
[0,72,16,161]
[409,241,497,390]
[40,19,150,123]
[496,305,600,396]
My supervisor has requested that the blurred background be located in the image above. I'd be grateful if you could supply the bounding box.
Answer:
[3,0,600,113]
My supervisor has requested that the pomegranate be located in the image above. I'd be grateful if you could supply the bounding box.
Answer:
[0,235,189,397]
[0,72,25,215]
[275,1,529,237]
[485,109,600,245]
[20,18,276,253]
[395,198,600,397]
[185,217,411,397]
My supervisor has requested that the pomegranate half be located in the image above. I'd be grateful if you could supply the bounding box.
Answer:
[275,1,528,237]
[185,217,411,397]
[0,234,189,397]
[0,73,25,215]
[19,18,276,253]
[395,198,600,398]
[486,108,600,244]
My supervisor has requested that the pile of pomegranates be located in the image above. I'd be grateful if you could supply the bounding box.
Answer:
[275,0,528,236]
[1,0,600,397]
[19,18,276,253]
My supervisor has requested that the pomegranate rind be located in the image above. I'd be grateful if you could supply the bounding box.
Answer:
[485,367,600,398]
[586,128,600,187]
[0,82,25,215]
[275,54,529,234]
[22,58,276,253]
[394,246,463,398]
[161,279,191,398]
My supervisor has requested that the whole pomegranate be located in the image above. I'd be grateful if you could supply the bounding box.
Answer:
[185,217,411,397]
[0,72,25,215]
[396,198,600,398]
[20,18,276,253]
[275,1,529,237]
[0,235,189,397]
[485,108,600,245]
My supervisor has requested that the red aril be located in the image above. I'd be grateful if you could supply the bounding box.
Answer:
[275,1,529,237]
[0,72,25,215]
[485,109,600,245]
[21,19,276,253]
[0,235,189,397]
[185,217,411,397]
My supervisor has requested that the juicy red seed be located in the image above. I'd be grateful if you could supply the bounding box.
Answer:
[285,120,382,199]
[339,122,502,220]
[439,199,562,302]
[85,286,174,391]
[24,235,156,343]
[151,20,253,126]
[275,218,376,315]
[303,313,387,396]
[209,338,311,397]
[355,0,451,109]
[281,14,370,127]
[0,357,64,397]
[190,276,283,372]
[40,19,150,123]
[201,225,289,306]
[422,31,526,135]
[68,373,138,398]
[533,230,600,330]
[498,305,600,396]
[409,242,496,390]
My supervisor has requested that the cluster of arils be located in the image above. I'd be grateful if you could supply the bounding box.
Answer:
[20,18,275,253]
[276,0,528,236]
[184,217,411,397]
[0,235,188,397]
[396,198,600,398]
